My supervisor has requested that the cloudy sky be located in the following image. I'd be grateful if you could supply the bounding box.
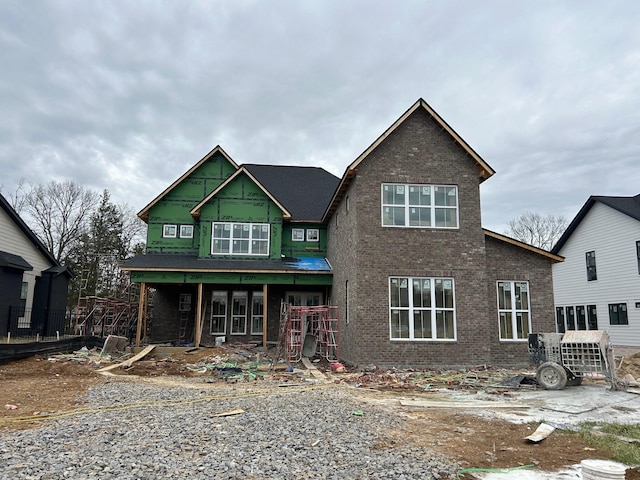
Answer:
[1,1,639,232]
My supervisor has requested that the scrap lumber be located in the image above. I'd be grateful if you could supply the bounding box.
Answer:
[212,408,244,417]
[97,345,156,372]
[301,357,326,380]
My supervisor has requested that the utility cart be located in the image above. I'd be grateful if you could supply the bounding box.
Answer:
[528,330,622,390]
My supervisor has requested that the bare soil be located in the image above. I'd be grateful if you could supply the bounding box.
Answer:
[2,350,640,479]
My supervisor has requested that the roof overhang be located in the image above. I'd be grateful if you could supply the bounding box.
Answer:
[483,229,564,262]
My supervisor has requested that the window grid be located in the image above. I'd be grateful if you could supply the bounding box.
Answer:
[231,292,248,335]
[382,183,458,229]
[210,291,227,335]
[250,292,264,335]
[389,277,456,341]
[212,222,270,256]
[497,281,531,340]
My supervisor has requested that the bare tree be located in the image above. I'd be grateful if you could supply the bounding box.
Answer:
[22,180,99,263]
[504,212,568,251]
[0,177,28,212]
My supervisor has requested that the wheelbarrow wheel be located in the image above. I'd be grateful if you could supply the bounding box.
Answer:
[536,362,568,390]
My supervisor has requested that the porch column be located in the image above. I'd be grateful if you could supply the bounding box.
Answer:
[135,282,146,347]
[195,283,203,348]
[262,283,268,347]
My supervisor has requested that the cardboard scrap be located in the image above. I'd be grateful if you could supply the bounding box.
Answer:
[525,423,555,442]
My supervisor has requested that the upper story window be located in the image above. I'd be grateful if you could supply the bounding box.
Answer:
[292,228,305,241]
[180,225,194,238]
[163,224,193,239]
[636,241,640,274]
[585,251,597,281]
[381,184,458,228]
[306,229,319,242]
[163,224,177,238]
[212,222,270,256]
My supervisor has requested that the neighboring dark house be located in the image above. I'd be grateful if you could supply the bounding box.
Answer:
[0,193,71,337]
[122,99,562,367]
[551,194,640,346]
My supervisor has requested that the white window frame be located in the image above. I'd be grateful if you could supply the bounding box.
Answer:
[381,183,459,229]
[180,225,194,238]
[497,281,531,341]
[389,276,456,341]
[211,222,270,256]
[210,291,227,335]
[291,228,305,242]
[250,292,264,335]
[231,291,248,335]
[306,229,319,242]
[163,224,177,238]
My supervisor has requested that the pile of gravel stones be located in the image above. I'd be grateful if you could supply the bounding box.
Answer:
[0,379,460,479]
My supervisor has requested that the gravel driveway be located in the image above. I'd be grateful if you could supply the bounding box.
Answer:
[0,379,459,480]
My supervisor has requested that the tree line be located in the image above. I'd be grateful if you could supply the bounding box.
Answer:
[3,180,145,310]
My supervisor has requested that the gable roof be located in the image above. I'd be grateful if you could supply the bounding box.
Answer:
[0,193,67,272]
[137,145,239,222]
[244,164,340,221]
[484,229,564,263]
[551,193,640,254]
[323,98,496,222]
[190,167,293,220]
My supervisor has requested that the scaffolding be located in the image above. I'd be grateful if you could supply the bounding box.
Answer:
[74,257,140,338]
[284,305,339,364]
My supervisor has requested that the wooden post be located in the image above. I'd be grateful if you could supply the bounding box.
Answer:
[262,283,268,347]
[195,283,203,348]
[135,282,146,347]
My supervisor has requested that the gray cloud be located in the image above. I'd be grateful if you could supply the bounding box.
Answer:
[1,0,639,233]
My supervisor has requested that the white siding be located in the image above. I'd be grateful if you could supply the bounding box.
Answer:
[0,207,55,311]
[552,202,640,346]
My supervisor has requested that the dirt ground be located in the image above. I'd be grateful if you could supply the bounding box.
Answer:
[2,348,640,479]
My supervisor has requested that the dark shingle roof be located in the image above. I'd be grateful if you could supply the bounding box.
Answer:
[551,193,640,254]
[122,254,332,272]
[243,164,340,221]
[0,251,33,271]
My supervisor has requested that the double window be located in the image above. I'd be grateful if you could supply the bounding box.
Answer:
[382,184,458,228]
[585,251,597,281]
[162,224,193,238]
[212,222,270,256]
[609,303,628,326]
[292,228,320,242]
[497,281,531,340]
[389,277,456,340]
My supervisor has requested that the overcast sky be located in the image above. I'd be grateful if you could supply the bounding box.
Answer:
[1,1,639,232]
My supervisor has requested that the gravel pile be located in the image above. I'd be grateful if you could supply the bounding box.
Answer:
[0,379,460,479]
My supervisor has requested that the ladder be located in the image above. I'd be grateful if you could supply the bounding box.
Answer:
[270,301,290,370]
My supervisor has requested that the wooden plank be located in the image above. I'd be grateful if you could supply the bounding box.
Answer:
[97,345,156,372]
[212,408,244,417]
[135,282,146,347]
[195,283,203,347]
[301,357,326,380]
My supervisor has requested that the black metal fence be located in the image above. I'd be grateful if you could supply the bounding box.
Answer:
[1,305,73,342]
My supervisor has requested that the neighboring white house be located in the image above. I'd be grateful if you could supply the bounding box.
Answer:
[551,194,640,346]
[0,193,71,337]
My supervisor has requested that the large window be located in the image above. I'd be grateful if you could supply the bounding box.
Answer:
[609,303,628,325]
[497,281,531,340]
[389,277,456,340]
[382,184,458,228]
[212,222,270,256]
[231,292,248,334]
[251,292,264,335]
[210,291,227,335]
[586,251,597,281]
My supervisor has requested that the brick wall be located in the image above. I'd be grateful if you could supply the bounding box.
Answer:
[329,108,493,368]
[485,235,557,365]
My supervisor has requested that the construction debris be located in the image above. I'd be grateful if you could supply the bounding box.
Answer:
[525,423,555,442]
